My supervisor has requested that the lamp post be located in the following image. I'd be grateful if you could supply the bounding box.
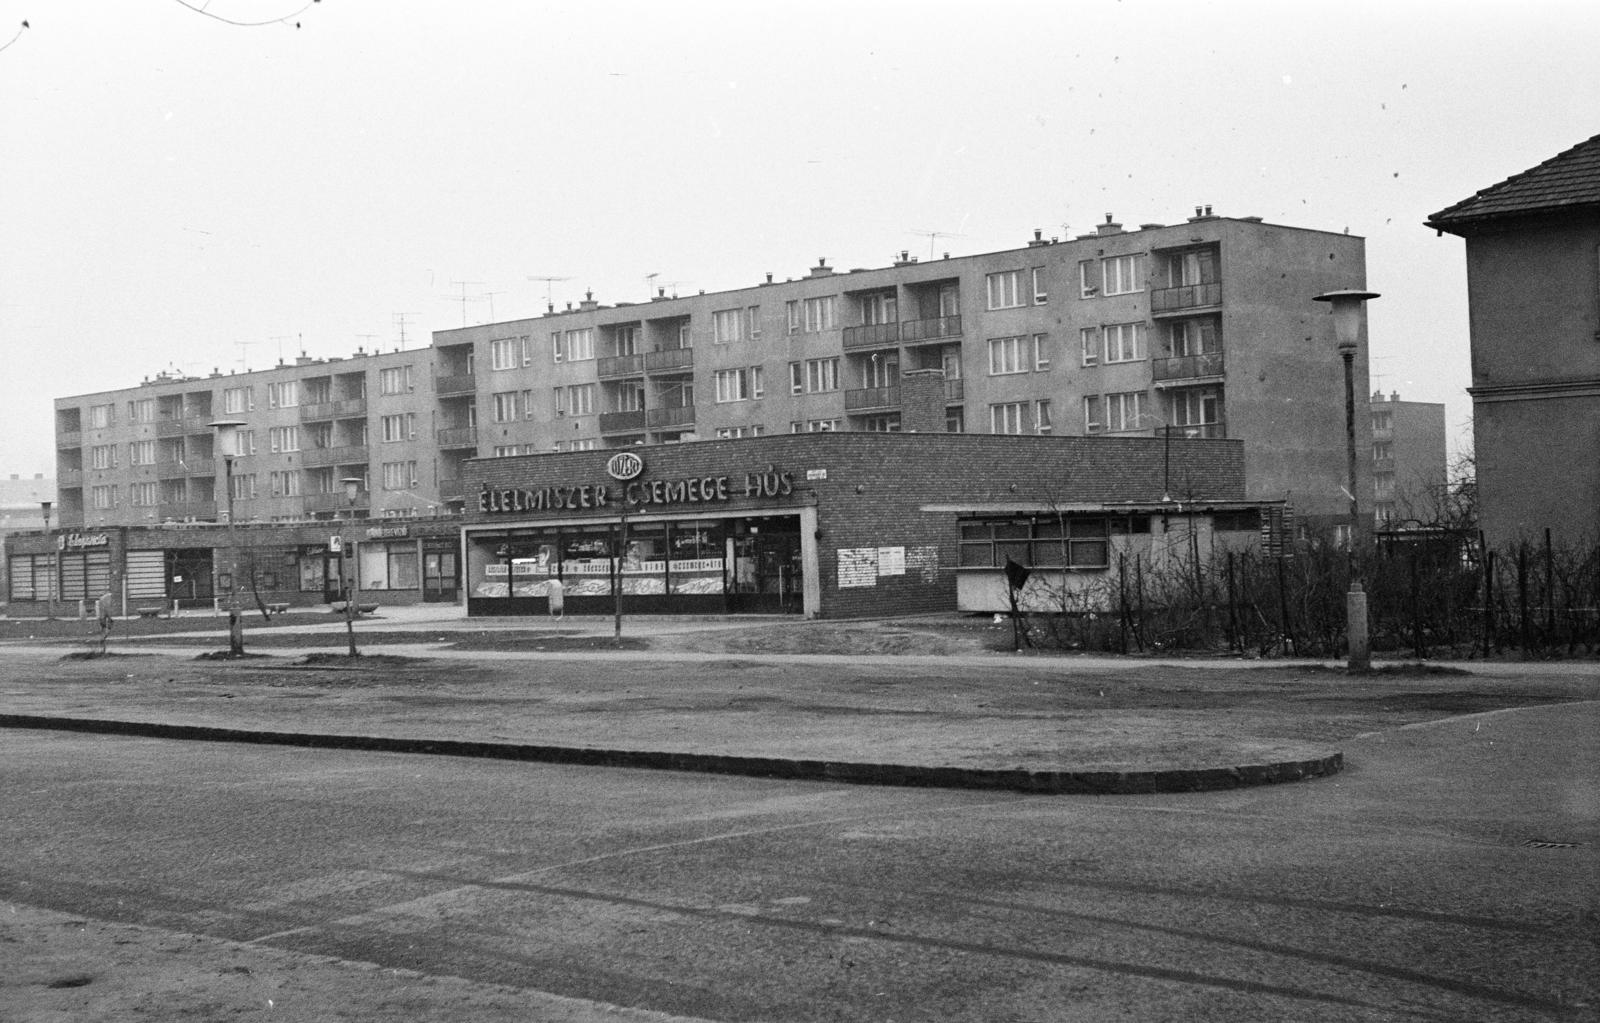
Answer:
[40,500,55,619]
[341,476,364,657]
[1313,288,1379,670]
[208,419,247,655]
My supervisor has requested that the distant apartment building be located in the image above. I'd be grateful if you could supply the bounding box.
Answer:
[0,473,55,603]
[1427,133,1600,546]
[1369,392,1447,526]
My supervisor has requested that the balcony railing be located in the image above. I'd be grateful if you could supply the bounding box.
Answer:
[159,500,218,521]
[1372,457,1396,474]
[1150,281,1223,314]
[437,427,479,449]
[300,397,367,421]
[944,378,965,403]
[304,491,370,514]
[57,430,82,448]
[438,478,466,501]
[647,405,695,429]
[900,314,962,344]
[301,445,368,468]
[57,467,84,486]
[644,348,694,373]
[156,460,191,479]
[183,458,216,477]
[598,353,645,379]
[1164,421,1226,440]
[434,374,477,397]
[845,385,901,412]
[1152,351,1226,383]
[599,409,647,434]
[842,322,900,350]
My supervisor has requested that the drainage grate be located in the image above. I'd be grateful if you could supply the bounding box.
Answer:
[1524,839,1584,849]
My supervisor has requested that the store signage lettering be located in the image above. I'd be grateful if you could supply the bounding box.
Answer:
[479,466,793,515]
[59,533,109,550]
[606,452,645,481]
[365,524,410,539]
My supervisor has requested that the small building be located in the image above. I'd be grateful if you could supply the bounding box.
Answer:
[460,432,1281,618]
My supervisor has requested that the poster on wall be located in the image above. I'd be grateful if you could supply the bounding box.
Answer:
[837,548,878,588]
[876,546,906,577]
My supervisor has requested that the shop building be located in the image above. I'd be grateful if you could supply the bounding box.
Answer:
[462,432,1279,618]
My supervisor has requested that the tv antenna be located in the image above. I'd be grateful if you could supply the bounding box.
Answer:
[393,313,418,350]
[908,228,964,260]
[479,290,505,322]
[527,275,572,313]
[446,281,483,327]
[234,340,257,371]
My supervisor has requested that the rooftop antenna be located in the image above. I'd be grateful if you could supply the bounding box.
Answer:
[663,280,689,299]
[446,281,482,327]
[393,312,417,350]
[527,275,572,314]
[479,290,505,322]
[234,340,258,372]
[644,272,659,298]
[355,333,379,354]
[908,228,965,260]
[269,334,293,364]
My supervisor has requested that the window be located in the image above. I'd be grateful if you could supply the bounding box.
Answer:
[381,413,416,441]
[715,425,766,439]
[492,445,525,458]
[379,365,414,395]
[959,517,1117,571]
[750,365,765,398]
[91,485,117,510]
[222,386,253,414]
[1080,327,1100,366]
[490,338,520,370]
[90,444,117,469]
[1033,333,1051,371]
[129,440,156,466]
[1035,399,1053,435]
[557,383,595,416]
[986,270,1023,310]
[89,404,114,428]
[1079,260,1098,298]
[229,473,256,501]
[789,358,839,394]
[129,398,156,423]
[1165,248,1218,287]
[790,418,840,433]
[130,482,158,506]
[1372,410,1393,431]
[746,306,762,341]
[1102,254,1142,295]
[1373,440,1393,461]
[268,381,299,408]
[268,426,299,452]
[1167,318,1219,356]
[787,296,836,334]
[987,336,1027,376]
[1032,267,1048,304]
[861,292,897,325]
[860,414,901,433]
[382,461,418,490]
[268,470,301,498]
[309,468,335,494]
[554,329,594,362]
[1105,391,1145,432]
[492,392,518,423]
[714,369,750,403]
[990,402,1026,435]
[1084,395,1103,433]
[613,325,640,356]
[946,407,965,434]
[1169,388,1221,432]
[712,309,744,344]
[1103,323,1144,363]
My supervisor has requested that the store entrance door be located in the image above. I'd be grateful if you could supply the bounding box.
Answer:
[423,550,459,602]
[727,518,802,614]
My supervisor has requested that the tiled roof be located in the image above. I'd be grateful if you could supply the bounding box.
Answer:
[1426,133,1600,234]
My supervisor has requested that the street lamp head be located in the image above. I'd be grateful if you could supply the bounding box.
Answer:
[341,476,364,503]
[40,499,52,526]
[1313,289,1380,353]
[207,418,248,458]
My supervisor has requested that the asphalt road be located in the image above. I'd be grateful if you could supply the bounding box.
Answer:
[3,700,1597,1022]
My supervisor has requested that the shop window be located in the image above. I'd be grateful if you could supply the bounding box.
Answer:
[957,516,1123,570]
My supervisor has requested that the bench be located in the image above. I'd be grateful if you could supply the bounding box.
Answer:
[265,602,290,616]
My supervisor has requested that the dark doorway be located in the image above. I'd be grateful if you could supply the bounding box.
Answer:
[423,548,459,602]
[165,548,215,608]
[727,517,802,614]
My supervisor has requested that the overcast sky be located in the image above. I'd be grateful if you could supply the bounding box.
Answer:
[3,0,1596,475]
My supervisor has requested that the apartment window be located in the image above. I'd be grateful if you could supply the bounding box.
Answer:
[554,329,594,362]
[790,419,840,433]
[381,413,416,442]
[268,381,299,408]
[1103,323,1144,363]
[1081,327,1100,366]
[1373,440,1393,461]
[946,407,965,434]
[1169,388,1221,430]
[90,485,117,510]
[1372,410,1393,431]
[746,306,762,341]
[1167,318,1219,356]
[492,391,518,423]
[750,365,765,398]
[990,402,1026,435]
[229,474,256,501]
[382,461,418,490]
[786,296,836,335]
[379,365,414,395]
[615,381,646,413]
[1084,395,1102,433]
[1105,391,1146,432]
[90,444,117,469]
[861,292,897,325]
[1032,267,1048,304]
[1079,260,1098,298]
[128,439,155,466]
[309,468,335,494]
[714,368,750,403]
[222,386,253,414]
[519,389,536,419]
[490,338,520,370]
[987,336,1027,375]
[88,404,114,428]
[614,325,639,356]
[130,482,158,506]
[268,470,301,498]
[716,425,766,439]
[1033,334,1051,371]
[559,383,595,416]
[860,414,901,433]
[713,309,744,344]
[238,430,256,456]
[129,398,156,423]
[789,358,839,394]
[571,438,597,451]
[1035,399,1053,435]
[1102,254,1143,295]
[492,445,523,458]
[986,270,1023,310]
[268,425,299,452]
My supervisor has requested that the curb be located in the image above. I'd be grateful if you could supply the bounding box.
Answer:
[0,713,1343,795]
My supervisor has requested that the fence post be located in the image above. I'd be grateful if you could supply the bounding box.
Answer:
[1410,551,1424,660]
[1226,551,1238,653]
[1544,527,1555,647]
[1118,552,1129,655]
[1277,554,1294,657]
[1518,544,1531,655]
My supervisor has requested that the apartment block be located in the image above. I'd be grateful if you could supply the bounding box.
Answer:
[1369,392,1447,526]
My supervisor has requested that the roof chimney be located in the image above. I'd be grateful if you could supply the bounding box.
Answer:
[808,257,835,277]
[893,250,917,267]
[579,289,600,312]
[1097,213,1124,236]
[1027,228,1049,248]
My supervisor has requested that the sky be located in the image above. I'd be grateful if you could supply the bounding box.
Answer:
[2,0,1597,476]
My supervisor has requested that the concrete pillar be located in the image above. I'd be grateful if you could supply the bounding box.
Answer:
[1346,582,1371,671]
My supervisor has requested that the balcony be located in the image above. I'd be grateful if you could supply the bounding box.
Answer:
[435,374,477,397]
[304,491,370,515]
[1165,421,1226,440]
[647,405,695,429]
[599,410,647,434]
[156,460,190,479]
[57,430,82,448]
[644,348,694,373]
[439,478,466,501]
[1372,457,1396,475]
[842,322,900,350]
[155,418,189,437]
[598,354,645,379]
[56,467,83,486]
[300,397,367,421]
[1152,351,1226,384]
[183,458,216,477]
[944,378,965,403]
[899,315,962,345]
[437,427,479,449]
[845,385,901,412]
[301,445,368,468]
[1150,281,1223,315]
[159,500,218,521]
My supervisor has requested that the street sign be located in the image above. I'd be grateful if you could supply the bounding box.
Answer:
[329,535,343,553]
